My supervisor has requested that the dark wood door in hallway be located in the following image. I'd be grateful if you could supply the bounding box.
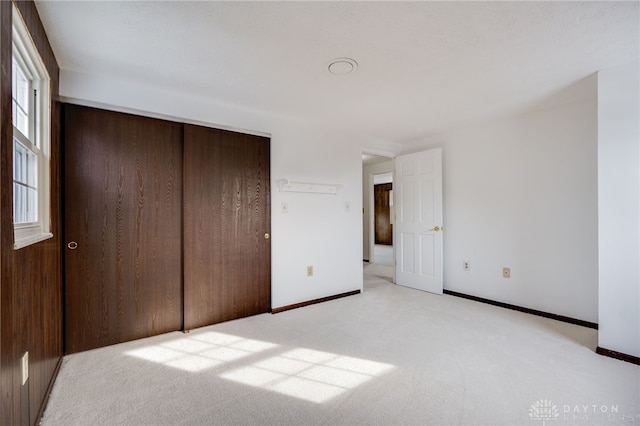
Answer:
[374,183,393,245]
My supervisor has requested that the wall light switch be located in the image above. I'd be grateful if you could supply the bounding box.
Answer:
[281,202,288,214]
[503,267,511,278]
[345,201,350,212]
[307,265,313,277]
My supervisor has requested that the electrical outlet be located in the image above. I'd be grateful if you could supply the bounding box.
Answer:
[21,352,28,385]
[463,261,470,271]
[503,267,511,278]
[307,265,313,277]
[281,202,288,214]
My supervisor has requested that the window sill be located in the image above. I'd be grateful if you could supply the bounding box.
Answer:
[14,231,53,250]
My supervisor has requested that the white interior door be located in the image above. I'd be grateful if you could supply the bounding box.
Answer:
[394,148,443,294]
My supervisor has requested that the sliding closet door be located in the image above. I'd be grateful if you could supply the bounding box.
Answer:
[64,105,183,353]
[183,124,271,330]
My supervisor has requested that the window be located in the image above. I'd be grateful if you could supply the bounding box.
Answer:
[12,5,52,249]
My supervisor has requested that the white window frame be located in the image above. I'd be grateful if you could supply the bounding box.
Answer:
[12,5,52,250]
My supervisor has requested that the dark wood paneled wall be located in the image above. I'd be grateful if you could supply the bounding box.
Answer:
[1,2,63,426]
[184,124,271,330]
[63,105,183,354]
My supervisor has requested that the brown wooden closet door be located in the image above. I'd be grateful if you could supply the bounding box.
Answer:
[64,105,183,353]
[183,124,271,330]
[374,183,393,245]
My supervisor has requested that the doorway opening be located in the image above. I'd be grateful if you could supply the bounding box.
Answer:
[362,152,394,286]
[372,174,393,264]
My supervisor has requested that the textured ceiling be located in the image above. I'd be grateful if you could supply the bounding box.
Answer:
[35,1,639,143]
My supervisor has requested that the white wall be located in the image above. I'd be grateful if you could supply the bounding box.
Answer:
[362,160,394,261]
[597,62,640,357]
[405,100,599,323]
[59,70,401,310]
[270,124,365,308]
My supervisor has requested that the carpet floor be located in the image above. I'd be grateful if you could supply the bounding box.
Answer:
[41,263,640,425]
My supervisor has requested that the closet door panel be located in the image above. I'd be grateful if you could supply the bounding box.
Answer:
[183,124,271,330]
[64,105,183,353]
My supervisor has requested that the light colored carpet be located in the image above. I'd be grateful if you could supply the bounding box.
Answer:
[42,264,640,425]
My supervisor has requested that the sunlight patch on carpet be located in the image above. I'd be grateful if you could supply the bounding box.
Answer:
[219,348,395,403]
[125,332,279,372]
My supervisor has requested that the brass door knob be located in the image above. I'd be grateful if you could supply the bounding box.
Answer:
[67,241,78,250]
[264,233,270,240]
[428,226,441,232]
